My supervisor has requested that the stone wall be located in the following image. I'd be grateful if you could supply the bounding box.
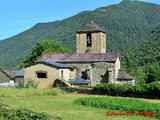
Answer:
[24,63,59,89]
[76,32,106,53]
[65,62,92,78]
[114,57,121,81]
[115,80,135,85]
[0,71,10,83]
[24,63,75,89]
[64,61,116,86]
[76,33,86,53]
[92,62,115,85]
[15,76,24,83]
[58,69,75,81]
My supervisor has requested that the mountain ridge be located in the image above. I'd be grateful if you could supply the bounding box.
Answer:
[0,1,160,69]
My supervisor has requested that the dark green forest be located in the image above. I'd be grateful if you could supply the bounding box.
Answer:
[122,25,160,84]
[0,0,160,69]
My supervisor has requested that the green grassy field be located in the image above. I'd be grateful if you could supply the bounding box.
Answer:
[0,88,159,120]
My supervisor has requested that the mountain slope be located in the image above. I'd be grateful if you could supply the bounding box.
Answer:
[0,1,160,69]
[122,25,160,69]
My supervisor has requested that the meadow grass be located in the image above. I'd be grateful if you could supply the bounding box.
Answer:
[0,88,159,120]
[0,87,63,98]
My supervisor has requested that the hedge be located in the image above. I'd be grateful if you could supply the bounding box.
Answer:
[0,103,61,120]
[74,97,160,119]
[92,82,160,99]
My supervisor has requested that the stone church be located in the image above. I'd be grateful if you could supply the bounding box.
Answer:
[16,21,134,88]
[40,21,135,86]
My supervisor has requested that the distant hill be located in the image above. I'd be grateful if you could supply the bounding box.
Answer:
[122,25,160,70]
[0,1,160,69]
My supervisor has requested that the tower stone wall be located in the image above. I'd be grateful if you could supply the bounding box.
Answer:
[76,32,106,53]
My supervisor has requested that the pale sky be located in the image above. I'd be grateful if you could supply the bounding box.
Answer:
[0,0,159,40]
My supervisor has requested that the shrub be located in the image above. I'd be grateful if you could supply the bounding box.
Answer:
[0,103,56,120]
[16,80,38,89]
[74,97,160,119]
[43,88,64,96]
[0,88,63,98]
[25,80,38,88]
[93,82,160,99]
[15,81,24,89]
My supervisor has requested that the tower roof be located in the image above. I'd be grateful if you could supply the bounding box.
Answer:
[76,21,105,33]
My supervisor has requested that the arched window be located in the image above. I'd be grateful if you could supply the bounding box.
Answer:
[87,33,92,47]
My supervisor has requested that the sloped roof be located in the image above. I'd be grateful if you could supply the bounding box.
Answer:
[40,53,119,63]
[69,77,91,85]
[117,69,134,80]
[40,61,74,69]
[15,61,73,77]
[76,21,105,33]
[2,70,18,79]
[15,68,24,77]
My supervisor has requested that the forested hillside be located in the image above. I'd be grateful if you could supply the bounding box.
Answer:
[122,25,160,69]
[122,25,160,84]
[0,1,160,69]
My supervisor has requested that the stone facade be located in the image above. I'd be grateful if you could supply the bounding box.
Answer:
[0,70,18,83]
[76,32,106,53]
[36,22,134,87]
[0,71,10,83]
[15,22,135,88]
[15,76,24,83]
[63,59,120,86]
[24,63,75,89]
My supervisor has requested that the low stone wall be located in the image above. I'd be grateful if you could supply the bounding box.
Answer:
[62,86,93,94]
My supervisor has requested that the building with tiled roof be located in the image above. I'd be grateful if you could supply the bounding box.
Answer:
[0,70,18,83]
[39,22,135,86]
[20,22,134,89]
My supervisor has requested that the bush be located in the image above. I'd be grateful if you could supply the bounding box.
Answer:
[74,97,160,119]
[15,81,25,89]
[0,88,63,98]
[0,103,56,120]
[16,80,38,89]
[43,88,64,96]
[93,82,160,99]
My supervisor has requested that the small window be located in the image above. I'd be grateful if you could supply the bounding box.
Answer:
[61,70,64,79]
[37,72,47,78]
[87,33,92,47]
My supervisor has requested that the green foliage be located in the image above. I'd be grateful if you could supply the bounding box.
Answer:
[90,63,96,68]
[0,1,160,69]
[0,88,63,98]
[0,103,55,120]
[122,25,160,83]
[43,88,64,96]
[15,81,25,89]
[93,82,160,98]
[25,80,38,88]
[146,65,160,83]
[74,97,160,119]
[18,40,71,69]
[15,80,37,89]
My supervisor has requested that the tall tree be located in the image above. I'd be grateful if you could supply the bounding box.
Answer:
[18,40,72,69]
[146,64,160,83]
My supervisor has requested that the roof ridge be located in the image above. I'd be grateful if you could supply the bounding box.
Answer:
[76,21,105,33]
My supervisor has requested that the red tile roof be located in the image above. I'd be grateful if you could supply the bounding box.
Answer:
[40,53,119,63]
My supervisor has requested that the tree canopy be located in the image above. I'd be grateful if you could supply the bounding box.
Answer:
[18,40,72,69]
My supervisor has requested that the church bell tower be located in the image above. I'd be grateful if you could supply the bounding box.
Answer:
[76,21,106,53]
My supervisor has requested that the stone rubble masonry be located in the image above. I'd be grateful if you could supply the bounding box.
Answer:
[63,60,119,86]
[76,32,106,53]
